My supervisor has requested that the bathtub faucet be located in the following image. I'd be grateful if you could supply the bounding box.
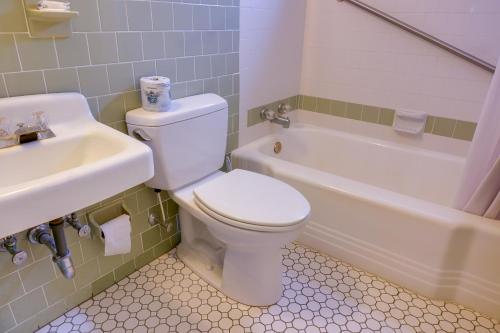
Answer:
[260,103,291,128]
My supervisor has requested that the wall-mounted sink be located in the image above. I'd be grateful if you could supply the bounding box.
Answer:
[0,93,154,239]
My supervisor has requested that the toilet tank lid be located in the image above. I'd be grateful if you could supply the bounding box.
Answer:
[126,93,228,127]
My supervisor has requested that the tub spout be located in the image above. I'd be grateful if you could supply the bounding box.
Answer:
[271,116,290,128]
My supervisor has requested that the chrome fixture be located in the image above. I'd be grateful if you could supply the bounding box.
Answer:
[28,219,75,279]
[0,235,28,266]
[260,103,291,128]
[64,213,91,238]
[0,112,56,149]
[337,0,496,73]
[224,154,233,172]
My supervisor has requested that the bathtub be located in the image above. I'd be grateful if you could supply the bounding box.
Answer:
[232,123,500,319]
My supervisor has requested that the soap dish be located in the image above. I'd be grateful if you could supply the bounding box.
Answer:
[393,109,428,135]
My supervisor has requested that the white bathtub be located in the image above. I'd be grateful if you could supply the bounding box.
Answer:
[233,123,500,319]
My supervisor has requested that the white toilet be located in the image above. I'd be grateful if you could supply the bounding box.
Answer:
[126,94,310,305]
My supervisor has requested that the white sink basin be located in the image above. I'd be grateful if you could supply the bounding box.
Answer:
[0,93,154,239]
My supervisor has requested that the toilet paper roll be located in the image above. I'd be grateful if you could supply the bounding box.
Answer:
[140,76,171,112]
[100,214,131,256]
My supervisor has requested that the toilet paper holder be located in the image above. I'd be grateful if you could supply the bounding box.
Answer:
[87,202,131,242]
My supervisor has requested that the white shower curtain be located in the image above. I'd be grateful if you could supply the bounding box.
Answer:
[454,58,500,220]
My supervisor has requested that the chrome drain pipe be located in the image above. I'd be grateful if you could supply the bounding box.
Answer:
[28,219,75,279]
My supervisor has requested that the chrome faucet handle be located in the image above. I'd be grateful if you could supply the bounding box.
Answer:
[277,103,291,116]
[260,108,276,121]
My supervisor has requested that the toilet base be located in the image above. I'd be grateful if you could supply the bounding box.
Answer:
[177,239,284,306]
[176,207,299,306]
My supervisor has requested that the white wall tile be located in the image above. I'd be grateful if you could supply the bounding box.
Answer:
[300,0,496,122]
[239,0,307,145]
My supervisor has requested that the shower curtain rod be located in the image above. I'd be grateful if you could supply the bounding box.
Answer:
[338,0,496,73]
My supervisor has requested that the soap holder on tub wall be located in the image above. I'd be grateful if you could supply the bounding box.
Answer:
[393,109,428,135]
[87,202,131,242]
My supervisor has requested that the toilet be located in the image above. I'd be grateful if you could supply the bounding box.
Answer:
[126,93,310,305]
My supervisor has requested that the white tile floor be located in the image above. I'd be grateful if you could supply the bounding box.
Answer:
[37,243,499,333]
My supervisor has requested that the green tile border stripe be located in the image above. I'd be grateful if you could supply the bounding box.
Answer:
[247,95,477,141]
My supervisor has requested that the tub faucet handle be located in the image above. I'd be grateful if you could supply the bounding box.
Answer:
[277,103,291,116]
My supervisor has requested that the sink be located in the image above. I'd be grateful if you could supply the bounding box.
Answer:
[0,93,154,239]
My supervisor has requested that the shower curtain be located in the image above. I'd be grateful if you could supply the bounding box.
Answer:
[454,58,500,220]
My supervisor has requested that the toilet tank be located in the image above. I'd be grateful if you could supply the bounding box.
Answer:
[126,94,228,191]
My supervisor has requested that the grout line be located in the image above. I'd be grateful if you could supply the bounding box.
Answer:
[41,71,48,94]
[2,74,9,98]
[52,37,60,69]
[12,34,23,72]
[95,0,102,32]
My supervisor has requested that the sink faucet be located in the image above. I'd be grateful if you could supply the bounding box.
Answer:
[15,123,46,144]
[260,103,291,128]
[0,113,55,149]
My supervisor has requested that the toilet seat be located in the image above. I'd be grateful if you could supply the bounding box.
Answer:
[193,169,310,232]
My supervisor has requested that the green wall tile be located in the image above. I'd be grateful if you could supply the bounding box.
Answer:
[135,248,155,269]
[74,259,100,288]
[247,107,263,127]
[10,288,47,323]
[0,0,27,32]
[0,35,21,72]
[7,316,37,333]
[153,239,174,258]
[302,95,317,111]
[44,68,80,94]
[70,0,100,32]
[114,261,136,282]
[0,305,16,332]
[44,276,75,305]
[453,120,477,141]
[65,285,92,309]
[316,98,331,114]
[142,225,162,250]
[345,103,363,120]
[137,188,160,212]
[433,117,456,137]
[55,33,91,67]
[379,108,395,126]
[98,253,124,275]
[0,273,24,307]
[361,106,380,123]
[330,100,346,117]
[226,132,239,153]
[92,272,115,295]
[4,71,46,97]
[36,300,67,328]
[0,76,7,98]
[15,34,58,71]
[424,116,435,133]
[19,257,55,292]
[98,94,126,124]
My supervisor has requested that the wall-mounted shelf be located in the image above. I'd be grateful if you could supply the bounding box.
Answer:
[26,8,79,22]
[23,0,79,38]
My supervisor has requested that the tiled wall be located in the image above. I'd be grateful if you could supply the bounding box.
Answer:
[247,95,477,141]
[366,0,500,65]
[238,0,306,145]
[0,0,239,332]
[300,0,493,123]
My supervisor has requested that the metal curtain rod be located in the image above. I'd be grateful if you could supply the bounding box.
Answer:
[338,0,496,73]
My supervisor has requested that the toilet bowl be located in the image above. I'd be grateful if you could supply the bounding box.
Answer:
[172,170,309,305]
[126,94,310,305]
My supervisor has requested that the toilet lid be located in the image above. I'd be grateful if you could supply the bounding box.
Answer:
[193,169,310,228]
